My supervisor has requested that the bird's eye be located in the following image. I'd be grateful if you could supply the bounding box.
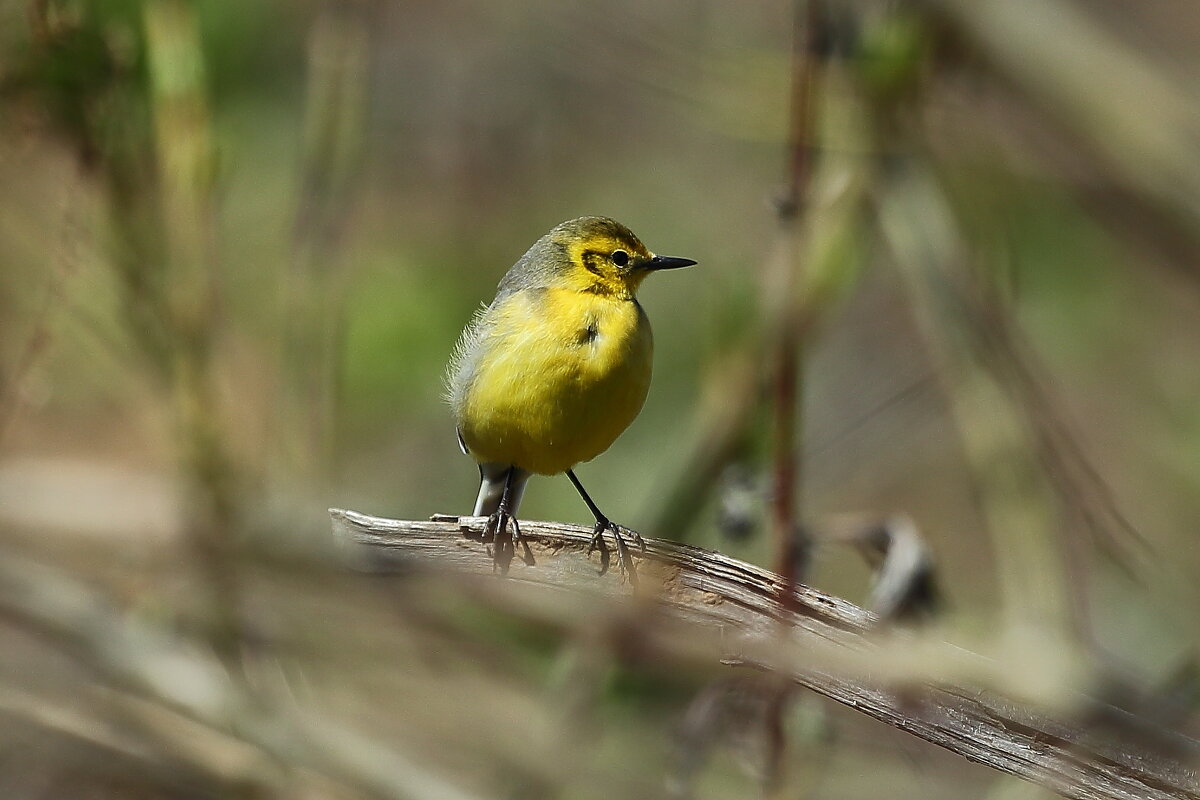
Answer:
[611,249,630,267]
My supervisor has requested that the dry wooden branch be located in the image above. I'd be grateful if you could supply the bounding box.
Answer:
[332,509,1200,800]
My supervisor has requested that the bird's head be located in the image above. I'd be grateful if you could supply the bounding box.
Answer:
[539,217,696,297]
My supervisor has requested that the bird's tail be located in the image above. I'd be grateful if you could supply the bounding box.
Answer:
[474,463,531,517]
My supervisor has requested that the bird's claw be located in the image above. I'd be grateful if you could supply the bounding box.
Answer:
[485,508,521,572]
[485,509,521,545]
[587,517,641,584]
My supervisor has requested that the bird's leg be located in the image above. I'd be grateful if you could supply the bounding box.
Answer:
[484,467,522,570]
[566,469,643,582]
[483,467,521,543]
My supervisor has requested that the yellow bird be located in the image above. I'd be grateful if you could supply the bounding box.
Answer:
[446,217,695,571]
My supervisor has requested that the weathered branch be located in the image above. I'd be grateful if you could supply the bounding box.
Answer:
[332,509,1200,800]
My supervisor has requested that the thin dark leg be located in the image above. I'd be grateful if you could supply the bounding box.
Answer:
[482,466,510,541]
[566,469,607,523]
[566,469,643,581]
[484,467,522,572]
[499,467,522,545]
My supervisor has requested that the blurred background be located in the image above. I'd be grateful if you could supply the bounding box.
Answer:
[2,0,1200,797]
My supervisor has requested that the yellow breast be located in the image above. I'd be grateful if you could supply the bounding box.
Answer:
[455,287,653,475]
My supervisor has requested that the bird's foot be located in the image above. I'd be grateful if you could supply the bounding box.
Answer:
[587,516,644,584]
[484,507,522,573]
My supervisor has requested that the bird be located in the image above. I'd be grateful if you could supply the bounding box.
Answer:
[446,216,696,574]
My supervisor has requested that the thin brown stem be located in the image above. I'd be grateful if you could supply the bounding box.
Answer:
[772,0,826,612]
[765,2,829,792]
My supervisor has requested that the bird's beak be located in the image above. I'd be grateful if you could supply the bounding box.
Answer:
[645,254,698,271]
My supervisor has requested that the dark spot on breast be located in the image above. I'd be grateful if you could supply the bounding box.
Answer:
[578,321,599,345]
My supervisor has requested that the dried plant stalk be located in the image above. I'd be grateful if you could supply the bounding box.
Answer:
[333,509,1200,800]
